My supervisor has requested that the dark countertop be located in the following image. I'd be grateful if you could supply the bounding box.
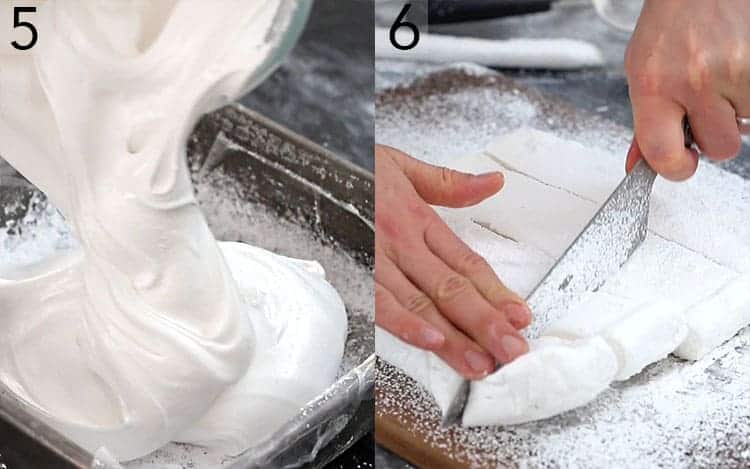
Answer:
[375,3,750,468]
[326,432,375,469]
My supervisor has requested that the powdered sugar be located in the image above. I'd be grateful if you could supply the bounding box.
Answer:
[378,328,750,467]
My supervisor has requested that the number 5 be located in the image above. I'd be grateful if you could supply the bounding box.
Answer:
[11,6,38,51]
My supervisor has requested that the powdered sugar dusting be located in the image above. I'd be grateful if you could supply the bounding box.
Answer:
[378,326,750,468]
[375,64,631,168]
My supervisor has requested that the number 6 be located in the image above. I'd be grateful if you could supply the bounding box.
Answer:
[389,4,420,51]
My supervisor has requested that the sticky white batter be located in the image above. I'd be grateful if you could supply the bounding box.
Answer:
[377,128,750,427]
[0,0,346,461]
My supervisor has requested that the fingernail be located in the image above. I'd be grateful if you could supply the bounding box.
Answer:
[464,350,494,375]
[500,335,528,362]
[503,303,531,327]
[478,171,504,184]
[420,327,445,349]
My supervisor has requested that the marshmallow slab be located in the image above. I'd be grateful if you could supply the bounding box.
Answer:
[600,234,735,311]
[449,158,598,258]
[485,128,622,203]
[486,129,750,273]
[436,208,553,298]
[462,337,618,426]
[650,173,750,274]
[601,300,688,380]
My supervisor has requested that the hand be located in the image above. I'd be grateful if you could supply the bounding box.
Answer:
[624,0,749,180]
[375,145,530,380]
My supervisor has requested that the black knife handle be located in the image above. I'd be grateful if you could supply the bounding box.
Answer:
[683,116,694,148]
[428,0,555,24]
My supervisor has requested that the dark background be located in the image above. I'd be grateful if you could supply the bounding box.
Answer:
[242,0,375,171]
[243,1,375,468]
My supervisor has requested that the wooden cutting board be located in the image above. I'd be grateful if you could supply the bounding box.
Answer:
[376,361,477,468]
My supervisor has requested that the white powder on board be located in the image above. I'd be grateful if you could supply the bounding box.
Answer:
[375,60,496,93]
[376,65,631,168]
[378,327,750,468]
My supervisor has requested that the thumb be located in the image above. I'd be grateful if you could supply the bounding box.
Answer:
[630,95,698,181]
[384,146,504,207]
[408,161,504,208]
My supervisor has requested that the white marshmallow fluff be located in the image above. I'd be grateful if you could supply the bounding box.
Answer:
[0,0,346,461]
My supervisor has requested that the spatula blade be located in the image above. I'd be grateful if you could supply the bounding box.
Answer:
[524,159,656,338]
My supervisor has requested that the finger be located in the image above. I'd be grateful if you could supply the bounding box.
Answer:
[377,253,495,379]
[379,145,504,208]
[375,281,445,351]
[423,219,531,330]
[686,97,742,161]
[630,94,699,181]
[396,241,529,365]
[625,138,642,174]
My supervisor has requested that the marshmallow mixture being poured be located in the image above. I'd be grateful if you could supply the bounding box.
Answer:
[0,0,347,461]
[378,128,750,427]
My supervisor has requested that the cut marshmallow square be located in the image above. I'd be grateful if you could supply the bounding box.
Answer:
[448,169,598,258]
[462,336,618,426]
[448,151,598,258]
[541,291,639,340]
[544,295,688,381]
[484,128,622,203]
[601,300,688,381]
[674,274,750,361]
